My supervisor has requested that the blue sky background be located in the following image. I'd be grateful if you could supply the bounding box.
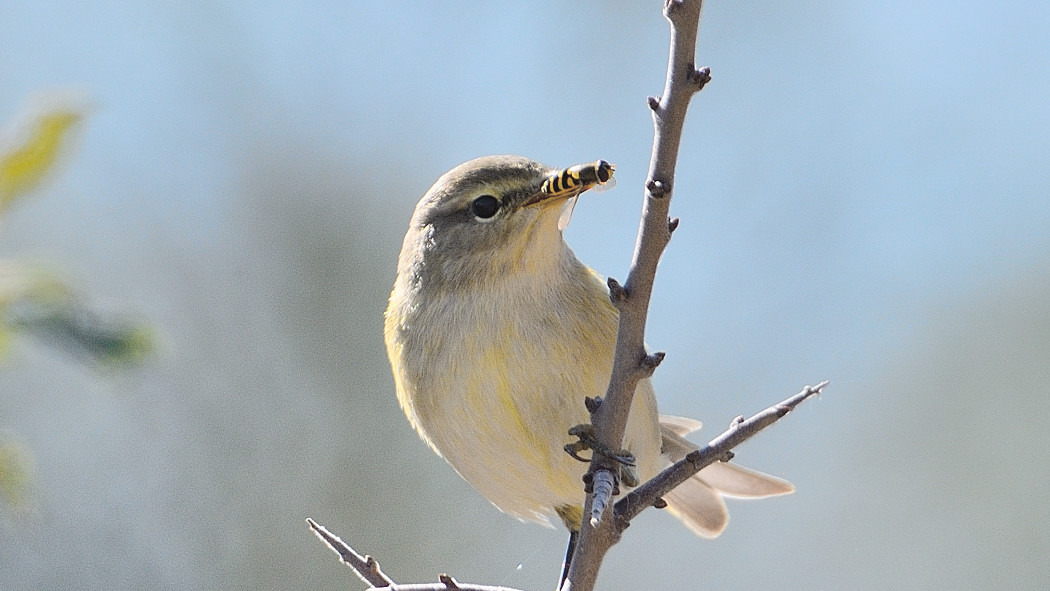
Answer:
[2,1,1049,589]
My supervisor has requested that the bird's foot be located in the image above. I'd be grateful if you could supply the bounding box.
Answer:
[564,424,639,487]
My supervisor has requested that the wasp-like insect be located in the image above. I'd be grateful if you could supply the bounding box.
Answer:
[542,160,616,230]
[542,160,615,198]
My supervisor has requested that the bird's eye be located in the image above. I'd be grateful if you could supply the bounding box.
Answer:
[470,195,500,219]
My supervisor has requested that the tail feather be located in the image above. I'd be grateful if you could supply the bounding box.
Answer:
[698,461,794,498]
[658,414,704,437]
[663,473,729,538]
[658,415,793,537]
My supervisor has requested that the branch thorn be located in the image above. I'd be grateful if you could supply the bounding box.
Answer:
[439,573,461,589]
[306,518,395,588]
[668,217,680,233]
[647,95,661,111]
[646,179,669,198]
[640,351,666,375]
[687,66,712,90]
[584,396,603,414]
[664,0,685,16]
[607,277,627,305]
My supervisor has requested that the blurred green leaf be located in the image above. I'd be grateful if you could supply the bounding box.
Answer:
[8,300,154,366]
[0,433,34,510]
[0,261,154,366]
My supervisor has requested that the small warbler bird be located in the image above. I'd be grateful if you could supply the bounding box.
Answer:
[384,155,792,540]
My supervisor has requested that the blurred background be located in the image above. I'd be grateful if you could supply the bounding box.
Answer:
[1,1,1048,589]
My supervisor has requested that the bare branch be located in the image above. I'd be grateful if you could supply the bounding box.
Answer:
[565,1,708,589]
[372,586,521,591]
[308,519,524,591]
[616,381,828,525]
[307,518,395,588]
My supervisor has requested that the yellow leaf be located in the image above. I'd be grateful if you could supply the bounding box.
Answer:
[0,97,87,212]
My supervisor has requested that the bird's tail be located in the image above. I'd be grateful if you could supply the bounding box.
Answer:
[658,415,794,538]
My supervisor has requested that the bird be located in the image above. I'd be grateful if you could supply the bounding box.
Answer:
[384,155,792,544]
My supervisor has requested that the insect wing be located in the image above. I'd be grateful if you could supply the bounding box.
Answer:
[591,175,616,193]
[557,195,579,230]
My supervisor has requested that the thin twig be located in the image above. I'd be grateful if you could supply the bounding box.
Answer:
[616,381,828,525]
[565,1,707,589]
[307,518,395,588]
[308,519,524,591]
[371,586,522,591]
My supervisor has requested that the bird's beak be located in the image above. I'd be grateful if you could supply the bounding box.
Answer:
[522,188,572,209]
